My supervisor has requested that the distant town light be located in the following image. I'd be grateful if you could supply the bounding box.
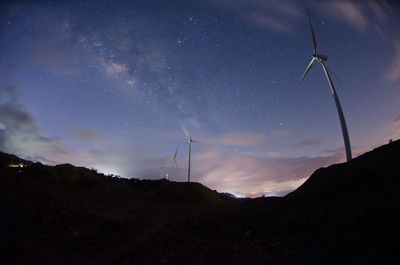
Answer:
[8,163,25,168]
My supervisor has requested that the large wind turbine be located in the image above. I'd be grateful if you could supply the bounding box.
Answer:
[182,127,198,182]
[171,147,178,181]
[299,12,352,162]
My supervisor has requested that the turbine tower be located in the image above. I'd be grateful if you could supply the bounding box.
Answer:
[299,12,352,162]
[171,147,178,181]
[160,167,164,179]
[182,127,198,182]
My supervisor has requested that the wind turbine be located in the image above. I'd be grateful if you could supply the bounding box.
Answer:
[171,147,178,181]
[160,167,164,179]
[182,127,198,182]
[299,12,352,162]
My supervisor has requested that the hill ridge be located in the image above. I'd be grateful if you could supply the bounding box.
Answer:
[287,139,400,200]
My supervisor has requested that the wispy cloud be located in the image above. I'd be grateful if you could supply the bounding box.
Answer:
[211,0,302,33]
[193,147,221,160]
[88,143,166,178]
[368,0,389,22]
[318,1,368,32]
[74,129,106,141]
[0,86,347,196]
[202,131,268,147]
[139,127,268,148]
[292,139,322,148]
[385,40,400,82]
[212,0,393,38]
[389,115,400,140]
[315,0,394,41]
[0,84,67,163]
[395,115,400,126]
[192,151,343,197]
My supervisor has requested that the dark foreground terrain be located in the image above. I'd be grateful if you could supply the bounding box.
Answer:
[1,140,400,265]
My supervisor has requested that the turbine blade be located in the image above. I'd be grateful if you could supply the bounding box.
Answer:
[181,126,190,139]
[174,147,179,157]
[326,65,343,85]
[307,11,317,55]
[191,139,199,143]
[299,58,316,85]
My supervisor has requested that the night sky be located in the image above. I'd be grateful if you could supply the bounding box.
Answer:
[1,0,399,197]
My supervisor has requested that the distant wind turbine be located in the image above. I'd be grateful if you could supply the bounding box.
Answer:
[182,127,198,182]
[160,167,164,179]
[299,12,352,162]
[171,147,178,181]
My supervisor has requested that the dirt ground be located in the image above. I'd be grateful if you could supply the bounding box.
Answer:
[1,141,399,265]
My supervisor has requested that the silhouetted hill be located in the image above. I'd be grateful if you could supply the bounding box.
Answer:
[287,139,400,200]
[127,178,226,203]
[0,152,225,203]
[0,151,32,168]
[1,141,399,265]
[284,140,400,264]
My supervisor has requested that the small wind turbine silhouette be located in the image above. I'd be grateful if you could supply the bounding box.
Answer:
[182,127,198,182]
[299,11,352,162]
[171,147,178,181]
[160,167,164,179]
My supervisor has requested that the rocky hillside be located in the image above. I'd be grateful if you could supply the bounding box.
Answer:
[287,139,400,200]
[1,140,399,265]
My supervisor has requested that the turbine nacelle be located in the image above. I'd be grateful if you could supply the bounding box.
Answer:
[314,54,328,62]
[182,126,197,143]
[188,138,198,143]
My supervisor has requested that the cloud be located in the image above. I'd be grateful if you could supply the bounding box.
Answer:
[71,126,343,197]
[314,1,396,84]
[202,131,268,147]
[316,0,393,38]
[210,0,389,35]
[292,139,322,148]
[367,0,389,22]
[0,99,172,178]
[74,129,106,141]
[88,143,167,178]
[0,84,19,100]
[385,40,400,82]
[389,115,400,140]
[137,127,183,141]
[212,0,394,39]
[192,151,343,197]
[0,84,346,197]
[0,84,67,162]
[241,11,294,33]
[3,64,17,76]
[319,1,368,32]
[395,115,400,126]
[211,0,302,33]
[193,147,221,160]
